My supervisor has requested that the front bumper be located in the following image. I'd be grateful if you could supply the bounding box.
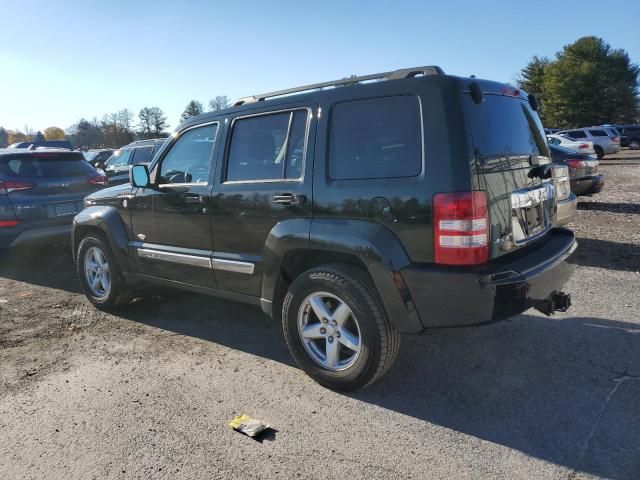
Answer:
[571,174,605,196]
[556,193,577,226]
[401,228,577,328]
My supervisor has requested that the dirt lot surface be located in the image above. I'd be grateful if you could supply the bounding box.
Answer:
[1,151,639,479]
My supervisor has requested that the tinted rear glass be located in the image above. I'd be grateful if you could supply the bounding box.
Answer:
[329,96,422,180]
[589,130,607,137]
[464,94,549,160]
[0,152,94,178]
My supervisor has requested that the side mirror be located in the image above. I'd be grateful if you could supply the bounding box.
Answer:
[130,164,151,188]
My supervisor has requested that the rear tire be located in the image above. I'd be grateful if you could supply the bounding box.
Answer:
[594,146,604,159]
[76,234,131,310]
[281,264,400,392]
[629,139,640,150]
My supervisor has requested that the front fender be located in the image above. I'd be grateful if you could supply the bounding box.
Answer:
[72,206,133,271]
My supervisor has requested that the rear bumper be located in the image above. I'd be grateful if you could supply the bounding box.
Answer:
[0,223,71,248]
[571,174,605,196]
[400,228,577,328]
[556,193,577,226]
[603,144,620,155]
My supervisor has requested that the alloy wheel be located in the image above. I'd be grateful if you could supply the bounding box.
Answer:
[84,246,111,298]
[297,292,362,371]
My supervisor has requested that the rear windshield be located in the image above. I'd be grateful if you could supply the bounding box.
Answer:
[464,94,549,161]
[0,152,95,178]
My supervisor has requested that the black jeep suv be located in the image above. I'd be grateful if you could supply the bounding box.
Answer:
[72,66,576,391]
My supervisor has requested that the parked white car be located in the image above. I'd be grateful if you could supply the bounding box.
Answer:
[556,127,620,159]
[547,134,595,154]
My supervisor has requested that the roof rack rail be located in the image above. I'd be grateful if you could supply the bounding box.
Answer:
[232,65,444,106]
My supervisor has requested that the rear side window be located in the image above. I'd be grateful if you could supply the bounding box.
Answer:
[329,96,422,180]
[566,130,587,139]
[0,152,94,178]
[589,130,608,137]
[226,109,309,182]
[131,146,154,164]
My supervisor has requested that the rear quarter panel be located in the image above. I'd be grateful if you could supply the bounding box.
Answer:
[311,76,476,264]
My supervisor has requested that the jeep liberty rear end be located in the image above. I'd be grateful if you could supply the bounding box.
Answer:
[401,78,575,328]
[73,66,576,392]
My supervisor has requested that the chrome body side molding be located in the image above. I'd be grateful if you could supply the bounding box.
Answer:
[131,241,256,274]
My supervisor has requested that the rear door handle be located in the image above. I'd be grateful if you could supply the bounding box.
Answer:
[272,193,306,205]
[185,194,207,204]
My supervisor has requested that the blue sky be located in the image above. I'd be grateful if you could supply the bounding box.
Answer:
[1,0,638,133]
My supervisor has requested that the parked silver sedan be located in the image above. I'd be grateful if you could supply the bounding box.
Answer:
[547,134,594,154]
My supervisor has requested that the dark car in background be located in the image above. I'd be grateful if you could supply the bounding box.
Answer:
[84,149,114,168]
[616,125,640,149]
[8,140,74,150]
[102,139,165,186]
[549,144,604,195]
[0,149,107,248]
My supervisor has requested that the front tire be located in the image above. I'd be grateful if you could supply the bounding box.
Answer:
[282,264,400,391]
[76,235,131,310]
[629,139,640,150]
[594,146,604,159]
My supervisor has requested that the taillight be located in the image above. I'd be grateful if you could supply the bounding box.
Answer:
[88,174,108,186]
[0,180,34,194]
[611,136,619,143]
[566,159,598,169]
[0,220,21,228]
[433,191,489,266]
[565,159,586,169]
[579,144,590,149]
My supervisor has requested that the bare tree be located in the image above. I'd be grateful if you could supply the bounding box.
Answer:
[208,95,230,111]
[138,107,154,138]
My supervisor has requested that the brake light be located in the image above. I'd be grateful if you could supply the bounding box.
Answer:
[500,86,521,98]
[0,180,34,194]
[433,191,489,265]
[611,136,619,143]
[578,144,590,149]
[0,220,21,227]
[88,174,108,186]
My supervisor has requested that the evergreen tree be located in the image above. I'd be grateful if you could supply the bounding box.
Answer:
[180,100,203,123]
[538,37,639,127]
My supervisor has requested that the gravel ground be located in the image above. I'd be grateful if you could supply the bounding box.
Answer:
[0,151,639,480]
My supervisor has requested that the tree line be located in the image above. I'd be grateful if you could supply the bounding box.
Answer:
[518,36,639,128]
[0,95,231,149]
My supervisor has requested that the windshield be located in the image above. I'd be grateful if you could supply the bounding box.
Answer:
[464,94,549,162]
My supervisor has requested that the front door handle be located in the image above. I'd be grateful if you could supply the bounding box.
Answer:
[272,193,306,205]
